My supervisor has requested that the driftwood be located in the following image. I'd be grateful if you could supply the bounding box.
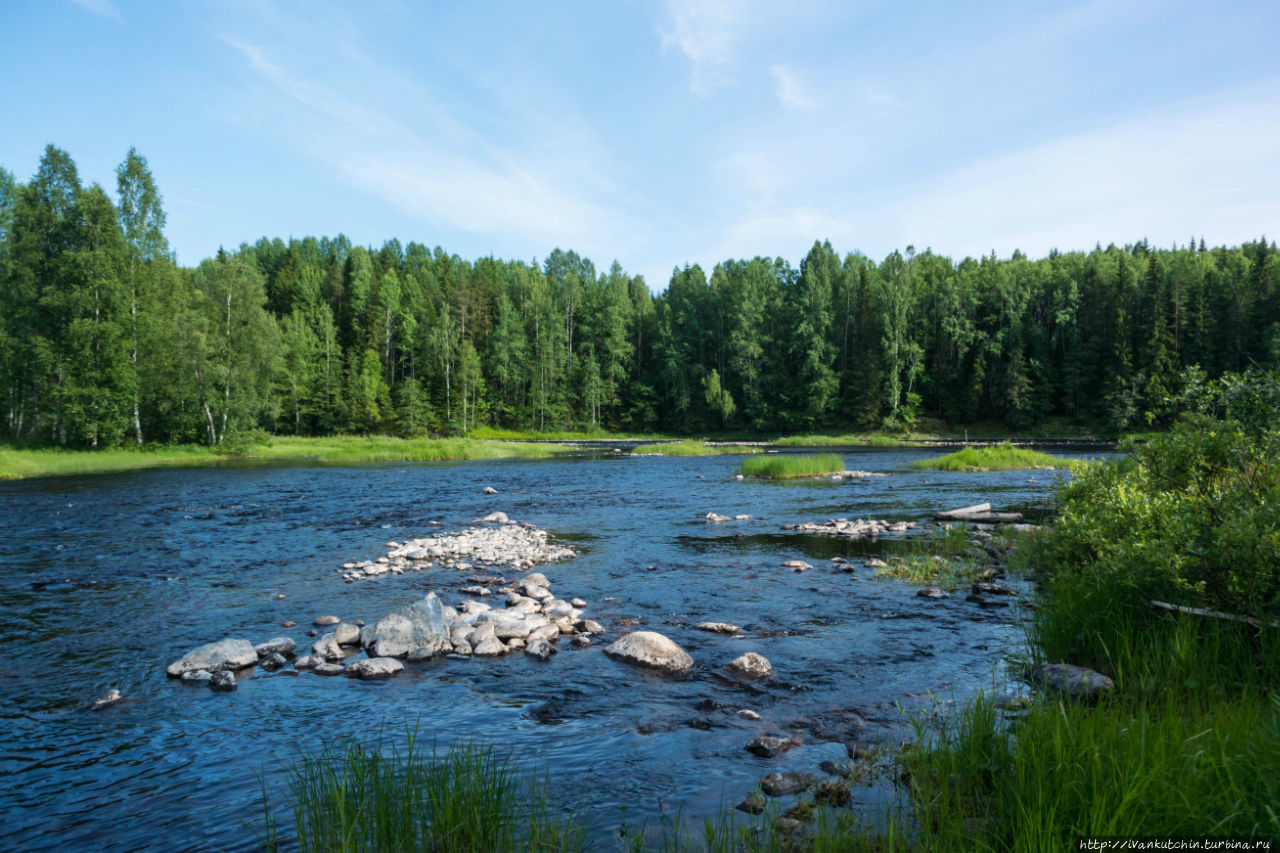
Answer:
[1150,600,1280,630]
[934,502,1024,524]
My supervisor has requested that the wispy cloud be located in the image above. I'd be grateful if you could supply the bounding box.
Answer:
[68,0,122,22]
[221,34,636,259]
[659,0,751,97]
[769,64,817,111]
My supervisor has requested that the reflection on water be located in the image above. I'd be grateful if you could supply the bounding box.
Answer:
[0,447,1110,850]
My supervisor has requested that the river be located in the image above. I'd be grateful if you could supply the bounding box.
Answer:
[0,446,1109,851]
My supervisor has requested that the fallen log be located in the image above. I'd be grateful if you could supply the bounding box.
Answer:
[934,502,1024,524]
[1150,600,1280,630]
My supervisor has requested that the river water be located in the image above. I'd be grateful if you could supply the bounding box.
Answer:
[0,446,1108,851]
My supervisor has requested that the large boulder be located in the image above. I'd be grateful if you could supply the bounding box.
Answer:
[363,594,451,660]
[604,631,694,675]
[166,638,259,677]
[345,658,404,680]
[1023,663,1114,699]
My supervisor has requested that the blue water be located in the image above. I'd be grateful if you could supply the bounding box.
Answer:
[0,447,1108,851]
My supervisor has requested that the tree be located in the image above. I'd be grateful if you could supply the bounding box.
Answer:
[703,368,735,428]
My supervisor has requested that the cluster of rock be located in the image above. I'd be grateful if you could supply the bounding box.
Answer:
[704,512,754,523]
[338,513,576,582]
[827,470,886,480]
[165,637,280,691]
[781,518,916,539]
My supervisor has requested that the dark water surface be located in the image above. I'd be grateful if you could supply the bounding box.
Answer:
[0,447,1108,851]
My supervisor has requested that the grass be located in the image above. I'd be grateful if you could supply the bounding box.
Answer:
[0,435,571,480]
[630,440,763,456]
[740,453,844,478]
[908,442,1064,471]
[262,732,583,853]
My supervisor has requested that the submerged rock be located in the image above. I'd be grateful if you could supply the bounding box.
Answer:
[89,689,123,711]
[166,638,259,677]
[727,652,774,680]
[694,621,740,634]
[1023,663,1114,699]
[604,631,694,675]
[746,735,797,758]
[209,671,237,692]
[761,772,818,797]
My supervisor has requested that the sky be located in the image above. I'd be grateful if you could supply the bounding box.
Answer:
[2,0,1278,289]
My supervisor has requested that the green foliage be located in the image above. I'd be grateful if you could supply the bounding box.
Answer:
[740,453,843,478]
[909,442,1064,471]
[630,439,761,456]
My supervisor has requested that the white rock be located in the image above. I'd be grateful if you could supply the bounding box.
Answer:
[345,658,404,680]
[726,652,773,680]
[604,631,694,675]
[166,638,259,677]
[255,637,296,657]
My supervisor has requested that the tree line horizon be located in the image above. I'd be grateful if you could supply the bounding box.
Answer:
[2,144,1278,448]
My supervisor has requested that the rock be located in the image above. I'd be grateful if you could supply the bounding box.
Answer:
[965,594,1009,608]
[255,637,296,657]
[571,635,591,648]
[460,586,490,597]
[774,818,805,835]
[293,655,317,670]
[604,631,694,675]
[736,792,766,814]
[737,709,761,721]
[506,637,526,651]
[1023,663,1114,699]
[312,633,345,661]
[570,597,586,608]
[525,637,556,660]
[916,587,951,599]
[345,658,404,680]
[694,621,740,634]
[830,556,847,564]
[493,613,549,640]
[209,670,237,692]
[281,620,298,628]
[313,615,340,627]
[575,619,605,635]
[529,624,561,643]
[761,772,818,797]
[471,624,507,657]
[782,560,812,571]
[453,641,473,656]
[523,572,551,588]
[479,511,508,523]
[746,735,797,758]
[364,594,452,660]
[166,638,259,677]
[313,662,345,676]
[483,486,499,494]
[819,760,855,778]
[180,669,212,685]
[705,512,731,523]
[972,581,1016,596]
[815,780,852,807]
[89,689,123,711]
[727,652,773,680]
[735,514,752,520]
[259,652,288,671]
[332,623,360,645]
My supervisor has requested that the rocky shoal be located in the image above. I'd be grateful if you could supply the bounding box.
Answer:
[338,512,576,583]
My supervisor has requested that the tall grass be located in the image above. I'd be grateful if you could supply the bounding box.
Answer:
[263,732,583,853]
[631,440,762,456]
[908,442,1062,471]
[0,435,567,479]
[740,453,844,478]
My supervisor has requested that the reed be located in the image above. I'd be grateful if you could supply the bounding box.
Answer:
[740,453,844,478]
[908,442,1062,471]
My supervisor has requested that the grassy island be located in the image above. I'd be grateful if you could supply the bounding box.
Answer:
[909,442,1063,471]
[740,453,844,478]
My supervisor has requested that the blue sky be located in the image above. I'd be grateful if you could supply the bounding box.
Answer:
[2,0,1278,288]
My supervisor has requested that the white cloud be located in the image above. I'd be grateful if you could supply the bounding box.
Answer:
[659,0,751,97]
[69,0,122,22]
[769,64,817,111]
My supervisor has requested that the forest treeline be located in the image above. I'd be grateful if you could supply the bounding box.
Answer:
[1,144,1278,447]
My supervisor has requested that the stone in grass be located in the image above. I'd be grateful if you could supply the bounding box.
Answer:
[814,780,852,807]
[1022,663,1114,699]
[604,631,694,675]
[736,792,766,814]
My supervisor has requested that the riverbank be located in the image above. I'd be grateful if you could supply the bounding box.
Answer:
[0,436,571,480]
